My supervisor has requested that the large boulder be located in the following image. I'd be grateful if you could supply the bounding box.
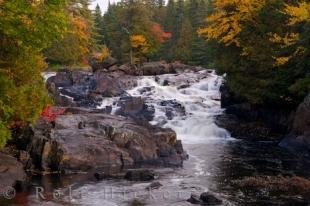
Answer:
[154,70,209,88]
[124,169,156,181]
[115,96,155,123]
[46,69,73,88]
[170,62,203,74]
[89,56,118,72]
[141,62,173,75]
[92,70,125,97]
[0,153,26,190]
[46,70,138,108]
[280,93,310,152]
[187,192,222,205]
[217,83,294,141]
[160,100,186,120]
[119,64,142,76]
[26,111,186,174]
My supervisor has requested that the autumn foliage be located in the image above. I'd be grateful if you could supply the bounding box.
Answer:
[151,23,172,43]
[0,0,67,148]
[41,106,65,123]
[199,0,310,106]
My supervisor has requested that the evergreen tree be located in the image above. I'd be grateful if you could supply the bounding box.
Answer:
[188,0,210,67]
[93,4,105,46]
[199,0,310,106]
[44,0,94,65]
[175,17,193,62]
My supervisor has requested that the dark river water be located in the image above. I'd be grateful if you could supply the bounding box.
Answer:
[1,71,309,206]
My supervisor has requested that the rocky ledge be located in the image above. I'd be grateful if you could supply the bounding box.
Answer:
[23,108,187,174]
[280,94,310,152]
[216,83,310,152]
[0,153,26,191]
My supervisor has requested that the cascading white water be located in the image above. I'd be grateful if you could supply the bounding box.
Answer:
[24,71,310,206]
[127,71,231,144]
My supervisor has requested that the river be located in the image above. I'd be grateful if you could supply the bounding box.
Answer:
[2,71,310,206]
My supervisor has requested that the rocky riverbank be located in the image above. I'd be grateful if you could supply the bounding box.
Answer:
[216,83,310,152]
[0,61,202,191]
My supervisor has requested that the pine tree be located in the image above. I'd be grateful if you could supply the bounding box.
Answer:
[188,0,210,67]
[45,0,94,65]
[175,17,193,62]
[199,0,310,106]
[93,4,105,46]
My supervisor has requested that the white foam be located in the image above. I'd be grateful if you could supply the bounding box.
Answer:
[127,71,231,145]
[42,72,57,82]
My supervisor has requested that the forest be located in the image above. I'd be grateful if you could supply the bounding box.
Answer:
[0,0,309,147]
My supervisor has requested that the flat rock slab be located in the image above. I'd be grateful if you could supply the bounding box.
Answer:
[0,153,26,190]
[28,112,186,174]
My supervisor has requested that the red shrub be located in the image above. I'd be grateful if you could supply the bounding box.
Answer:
[152,23,172,43]
[41,105,65,122]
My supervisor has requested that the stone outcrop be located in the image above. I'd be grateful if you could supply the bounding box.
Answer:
[89,56,118,72]
[25,110,187,174]
[115,96,155,124]
[46,69,137,108]
[216,84,294,141]
[218,83,310,152]
[124,169,157,181]
[141,62,173,75]
[0,153,26,190]
[280,94,310,152]
[187,192,222,205]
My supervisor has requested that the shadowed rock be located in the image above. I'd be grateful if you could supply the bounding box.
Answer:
[0,153,26,190]
[26,111,186,174]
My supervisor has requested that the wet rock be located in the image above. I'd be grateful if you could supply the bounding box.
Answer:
[187,192,222,205]
[130,199,145,206]
[280,93,310,152]
[146,181,162,190]
[160,100,186,120]
[93,71,125,97]
[215,114,279,141]
[200,192,223,205]
[187,193,202,204]
[218,83,294,141]
[234,176,310,203]
[26,111,186,174]
[141,61,173,75]
[71,70,94,86]
[46,70,99,107]
[116,96,155,122]
[46,68,138,108]
[119,64,142,76]
[108,65,119,72]
[19,150,31,169]
[219,84,245,108]
[170,62,204,73]
[138,87,154,95]
[124,169,156,181]
[46,69,73,88]
[94,171,124,180]
[0,153,26,189]
[64,107,108,115]
[174,140,184,154]
[90,56,117,72]
[94,172,108,180]
[156,70,209,88]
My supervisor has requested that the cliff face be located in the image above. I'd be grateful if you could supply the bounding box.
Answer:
[216,84,295,141]
[280,94,310,152]
[218,83,309,152]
